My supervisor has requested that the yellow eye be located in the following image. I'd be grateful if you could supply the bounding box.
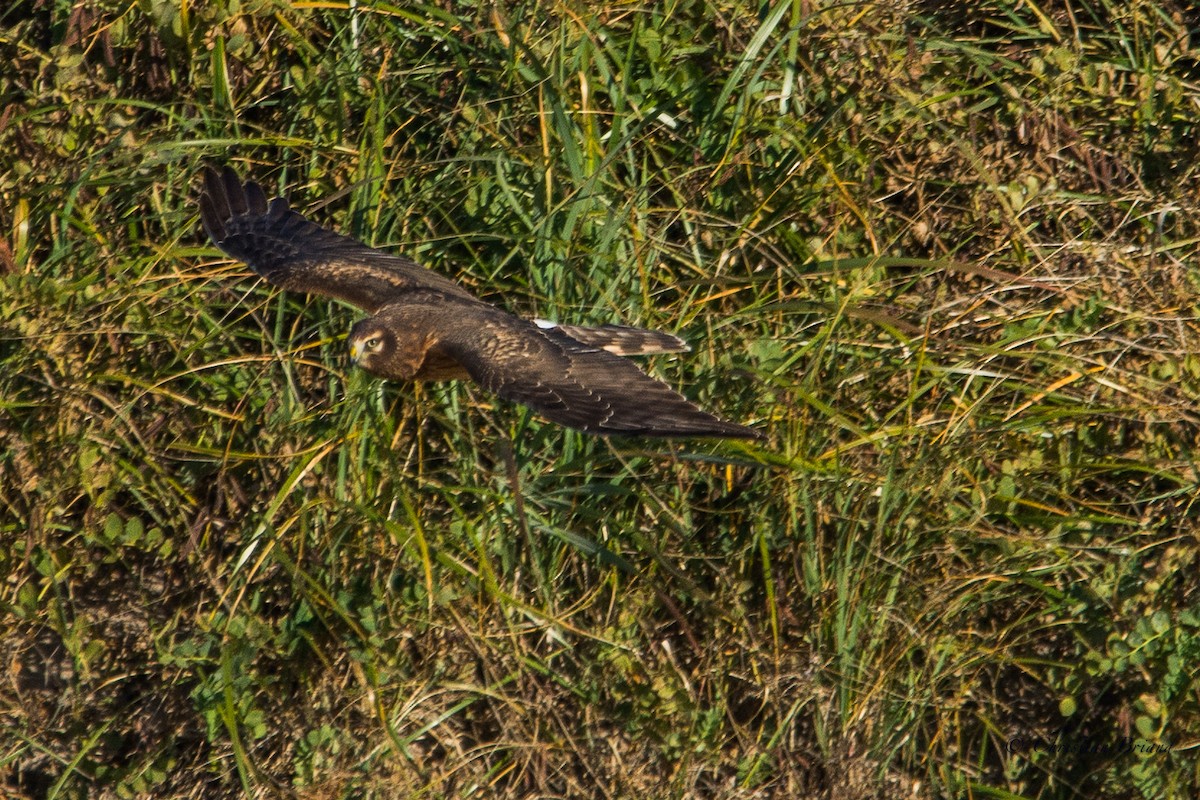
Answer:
[365,336,382,351]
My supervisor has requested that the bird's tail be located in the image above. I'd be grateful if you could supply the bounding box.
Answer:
[534,320,690,356]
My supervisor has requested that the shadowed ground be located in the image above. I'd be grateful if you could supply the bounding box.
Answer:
[1,2,1198,798]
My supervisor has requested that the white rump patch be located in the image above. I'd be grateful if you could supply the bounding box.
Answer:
[533,319,558,330]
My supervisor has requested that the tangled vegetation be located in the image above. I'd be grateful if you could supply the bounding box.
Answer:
[2,1,1198,798]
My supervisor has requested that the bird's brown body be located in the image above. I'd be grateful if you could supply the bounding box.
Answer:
[199,166,760,439]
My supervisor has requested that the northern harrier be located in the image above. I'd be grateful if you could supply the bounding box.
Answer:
[199,166,760,439]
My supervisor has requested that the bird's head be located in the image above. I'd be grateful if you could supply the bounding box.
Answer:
[349,317,427,380]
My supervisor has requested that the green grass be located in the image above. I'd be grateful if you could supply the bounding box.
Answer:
[2,1,1199,798]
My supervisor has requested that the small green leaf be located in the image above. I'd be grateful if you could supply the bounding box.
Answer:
[1135,716,1156,738]
[125,516,144,544]
[104,513,123,541]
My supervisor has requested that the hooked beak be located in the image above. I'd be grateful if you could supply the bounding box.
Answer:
[350,339,365,364]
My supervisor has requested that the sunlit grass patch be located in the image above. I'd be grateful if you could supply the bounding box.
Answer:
[2,1,1199,798]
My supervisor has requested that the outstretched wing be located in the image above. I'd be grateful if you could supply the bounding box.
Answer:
[199,166,476,312]
[446,312,759,438]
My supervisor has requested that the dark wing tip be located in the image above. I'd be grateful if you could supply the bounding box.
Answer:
[602,411,764,440]
[200,167,228,237]
[244,179,269,215]
[198,192,222,243]
[220,166,248,216]
[198,165,282,247]
[689,420,765,440]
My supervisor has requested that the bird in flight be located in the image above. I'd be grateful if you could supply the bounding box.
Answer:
[199,166,760,439]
